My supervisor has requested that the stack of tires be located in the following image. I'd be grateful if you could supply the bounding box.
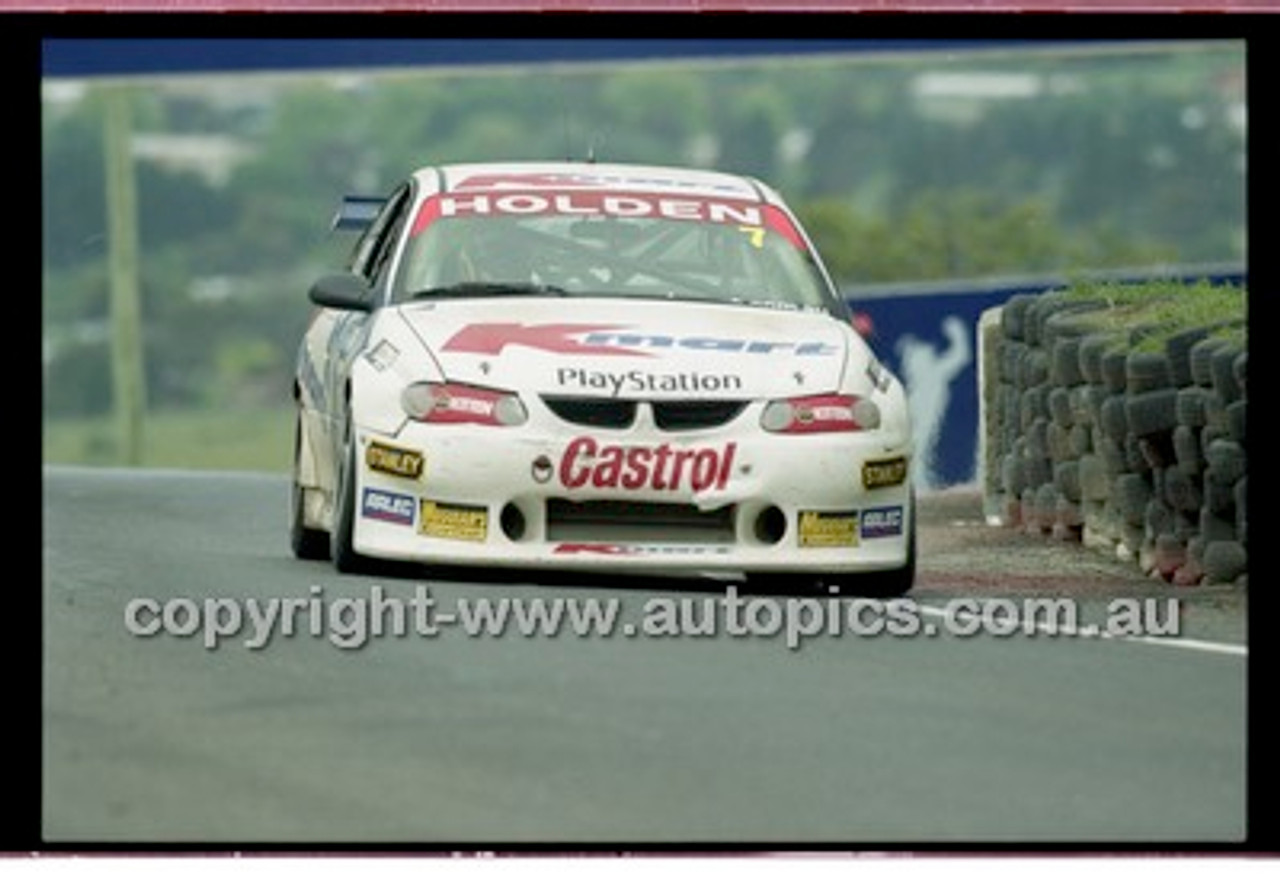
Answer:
[984,289,1246,587]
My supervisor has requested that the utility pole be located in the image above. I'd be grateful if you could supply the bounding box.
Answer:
[102,85,146,466]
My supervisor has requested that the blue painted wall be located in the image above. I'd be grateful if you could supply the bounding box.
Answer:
[41,39,1103,78]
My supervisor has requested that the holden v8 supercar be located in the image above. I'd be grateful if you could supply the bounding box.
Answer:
[291,161,915,595]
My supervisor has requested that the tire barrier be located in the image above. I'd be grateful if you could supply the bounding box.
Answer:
[979,287,1246,587]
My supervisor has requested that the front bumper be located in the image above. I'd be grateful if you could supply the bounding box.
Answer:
[349,417,913,576]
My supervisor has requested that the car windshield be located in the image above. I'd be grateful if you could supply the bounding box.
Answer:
[392,190,838,311]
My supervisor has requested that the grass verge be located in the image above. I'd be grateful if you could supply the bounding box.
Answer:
[43,404,293,473]
[1054,278,1246,351]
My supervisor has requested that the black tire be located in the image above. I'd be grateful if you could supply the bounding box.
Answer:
[1203,475,1236,518]
[1030,298,1102,347]
[855,504,917,598]
[1210,345,1243,404]
[1199,423,1228,456]
[1000,344,1026,386]
[1078,453,1111,502]
[1001,293,1036,341]
[1018,350,1050,391]
[1164,326,1212,388]
[1123,433,1150,475]
[1100,347,1130,393]
[1025,419,1049,461]
[1098,436,1130,476]
[1082,384,1108,429]
[290,417,330,561]
[1144,497,1176,539]
[1235,476,1247,548]
[1078,334,1113,386]
[1202,540,1246,584]
[1047,421,1074,463]
[1226,399,1246,444]
[1173,425,1202,475]
[1021,455,1053,490]
[1199,507,1236,543]
[1100,395,1128,441]
[1175,387,1209,429]
[1048,387,1074,427]
[1190,337,1230,387]
[1022,299,1051,347]
[1054,495,1082,533]
[1049,338,1084,387]
[1163,466,1201,514]
[822,492,918,598]
[1001,454,1025,496]
[1021,385,1050,428]
[1206,439,1246,486]
[1125,388,1178,438]
[1054,459,1082,503]
[1142,432,1177,471]
[1115,473,1152,527]
[1125,351,1173,394]
[1035,482,1061,518]
[331,417,372,574]
[1068,423,1092,459]
[1044,306,1104,341]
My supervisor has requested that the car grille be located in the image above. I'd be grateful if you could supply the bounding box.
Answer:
[542,397,748,432]
[545,499,736,544]
[652,400,748,431]
[541,397,636,429]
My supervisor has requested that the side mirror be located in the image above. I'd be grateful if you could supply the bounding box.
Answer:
[309,272,374,312]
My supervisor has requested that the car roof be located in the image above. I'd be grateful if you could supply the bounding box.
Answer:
[409,160,780,204]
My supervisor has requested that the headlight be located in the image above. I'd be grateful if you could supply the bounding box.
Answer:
[401,381,528,426]
[760,394,880,434]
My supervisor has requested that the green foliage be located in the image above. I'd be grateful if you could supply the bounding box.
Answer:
[43,405,292,472]
[797,189,1176,285]
[1050,278,1247,352]
[42,44,1246,441]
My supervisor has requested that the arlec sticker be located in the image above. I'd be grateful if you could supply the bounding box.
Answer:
[861,506,904,539]
[361,488,415,526]
[798,511,859,548]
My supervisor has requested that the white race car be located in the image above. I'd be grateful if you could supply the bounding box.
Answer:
[291,161,915,595]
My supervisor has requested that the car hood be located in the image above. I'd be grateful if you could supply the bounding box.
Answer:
[395,297,861,400]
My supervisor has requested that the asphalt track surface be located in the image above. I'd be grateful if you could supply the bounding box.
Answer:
[42,466,1246,845]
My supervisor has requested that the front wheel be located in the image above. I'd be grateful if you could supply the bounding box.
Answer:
[330,417,372,574]
[747,492,918,598]
[835,491,917,598]
[290,416,330,561]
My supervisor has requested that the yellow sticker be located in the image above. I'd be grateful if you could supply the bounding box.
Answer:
[366,440,425,479]
[863,456,908,490]
[419,500,488,542]
[798,510,859,548]
[738,225,765,248]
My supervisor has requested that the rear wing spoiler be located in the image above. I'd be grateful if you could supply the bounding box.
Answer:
[330,195,386,232]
